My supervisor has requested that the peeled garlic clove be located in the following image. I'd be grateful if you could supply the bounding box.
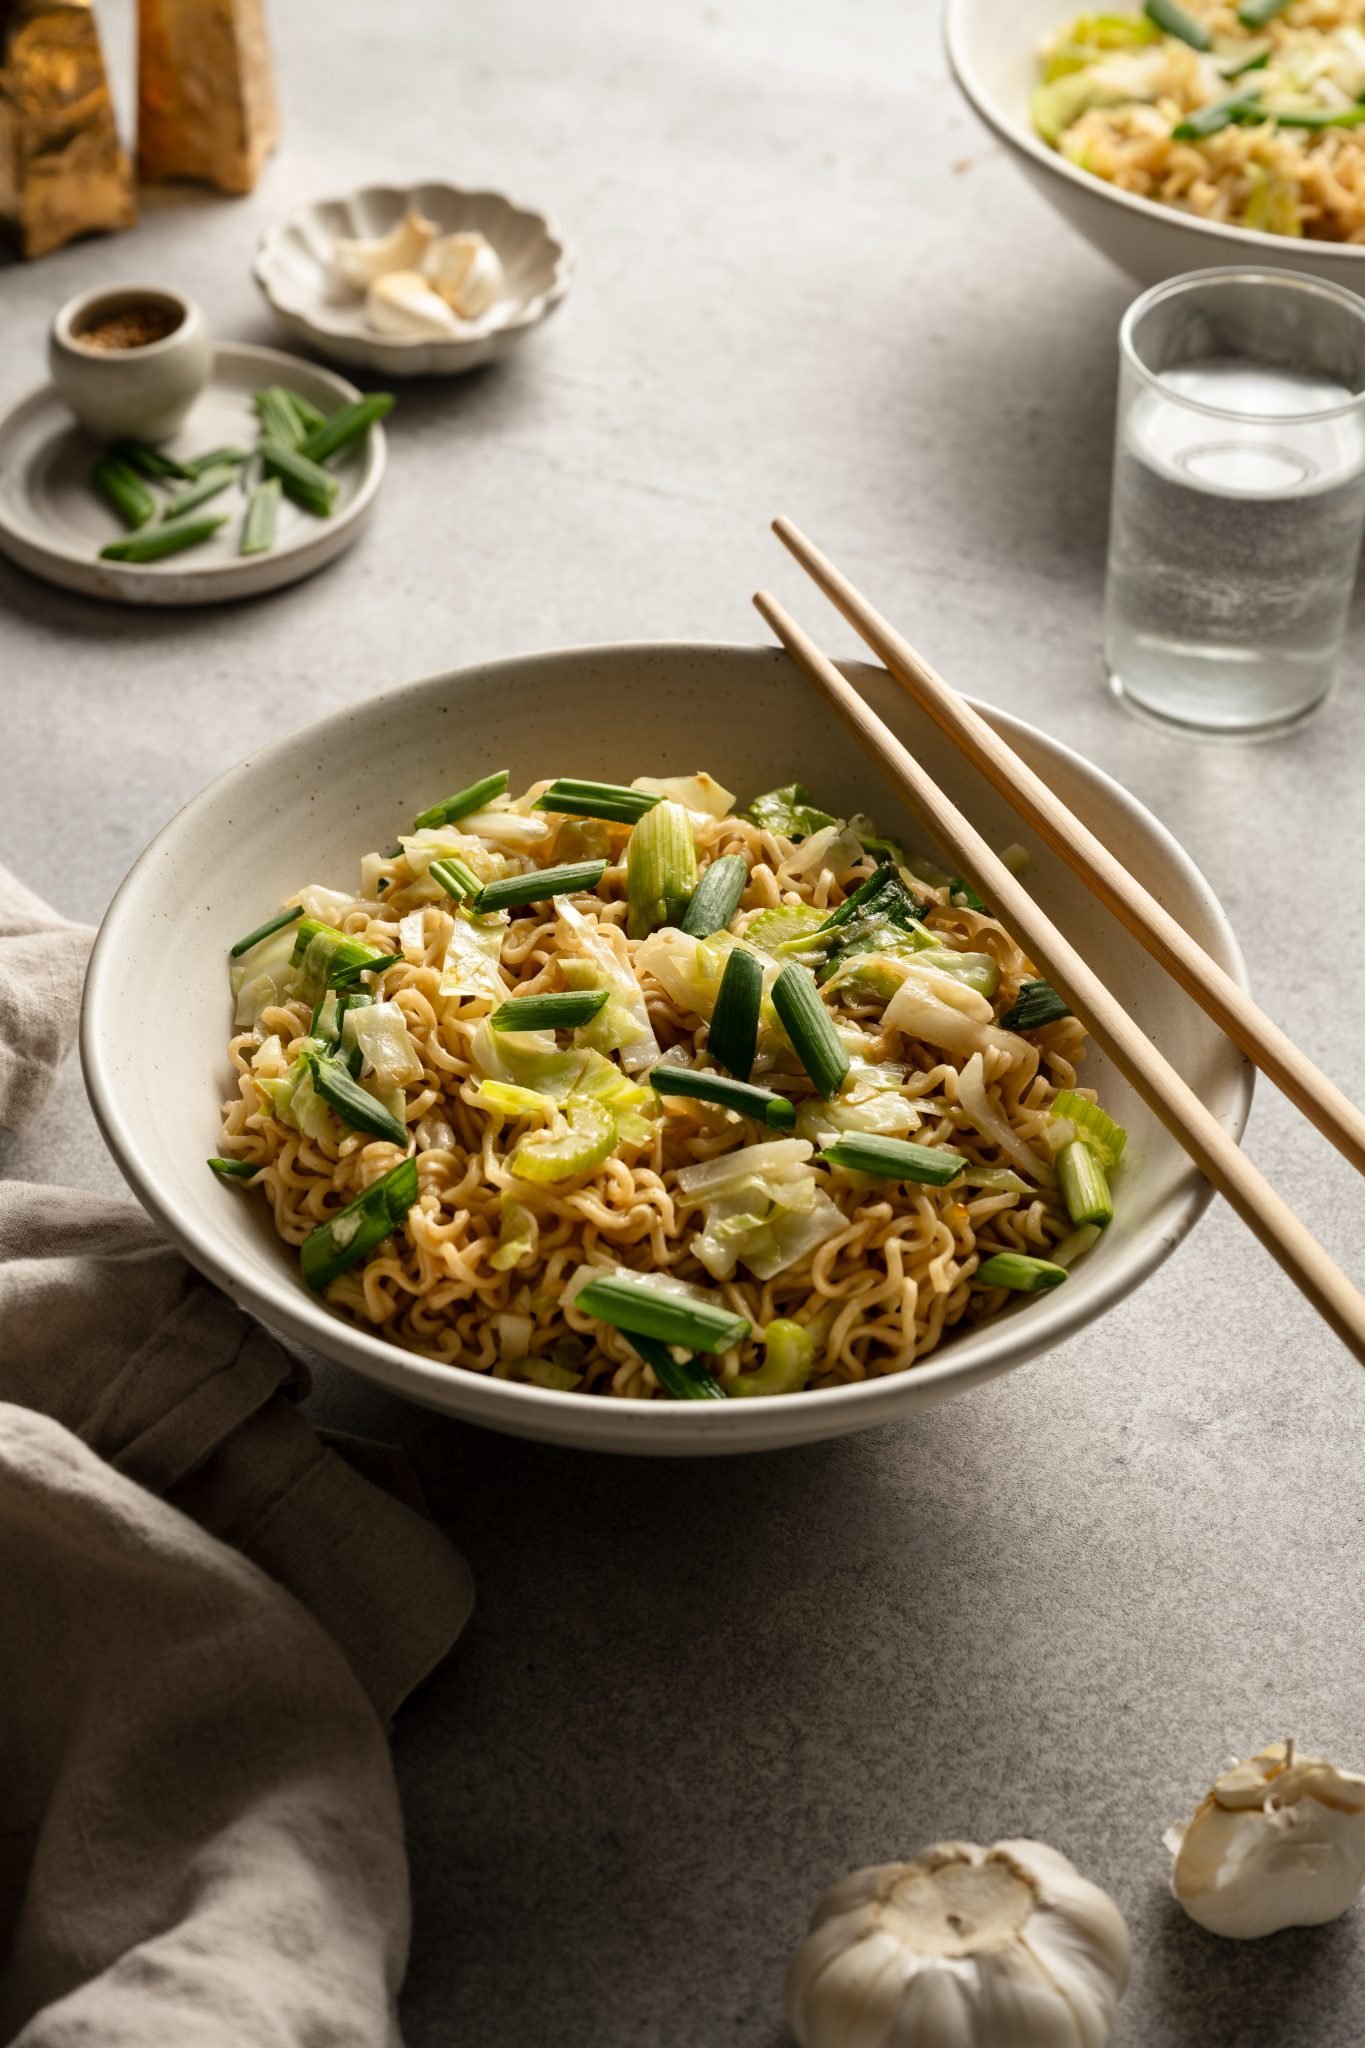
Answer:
[423,231,505,318]
[333,209,439,290]
[366,271,461,340]
[786,1840,1130,2048]
[1168,1738,1365,1940]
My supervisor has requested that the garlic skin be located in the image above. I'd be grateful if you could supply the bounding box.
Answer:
[333,209,439,289]
[366,271,461,340]
[1166,1739,1365,1940]
[786,1840,1130,2048]
[423,231,505,318]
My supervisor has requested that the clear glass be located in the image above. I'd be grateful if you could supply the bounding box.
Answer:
[1104,268,1365,738]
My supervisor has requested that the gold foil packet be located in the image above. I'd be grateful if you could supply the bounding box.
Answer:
[137,0,277,194]
[0,0,136,259]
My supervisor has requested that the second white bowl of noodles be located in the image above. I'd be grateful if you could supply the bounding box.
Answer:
[82,643,1252,1455]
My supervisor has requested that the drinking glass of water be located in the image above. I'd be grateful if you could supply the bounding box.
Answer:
[1104,267,1365,738]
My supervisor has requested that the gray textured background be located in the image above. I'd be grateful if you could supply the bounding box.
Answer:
[4,1,1365,2041]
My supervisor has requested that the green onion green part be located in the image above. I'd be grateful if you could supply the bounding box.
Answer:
[534,778,662,824]
[1252,103,1365,128]
[100,514,228,562]
[626,800,698,939]
[230,903,303,958]
[1057,1140,1114,1229]
[1051,1089,1128,1167]
[975,1252,1069,1293]
[771,962,850,1100]
[93,454,157,529]
[491,989,610,1032]
[473,861,608,914]
[1237,0,1287,24]
[413,770,510,831]
[253,386,308,450]
[111,441,194,481]
[1221,42,1271,77]
[162,463,240,520]
[576,1271,750,1352]
[300,1155,419,1291]
[260,440,338,518]
[1174,91,1259,139]
[628,1332,728,1400]
[207,1155,258,1180]
[819,1134,969,1185]
[240,477,282,557]
[1145,0,1212,48]
[648,1065,796,1129]
[290,917,391,991]
[1000,980,1072,1032]
[429,855,482,902]
[680,854,748,938]
[707,946,763,1082]
[185,444,250,478]
[305,1051,409,1148]
[299,393,395,466]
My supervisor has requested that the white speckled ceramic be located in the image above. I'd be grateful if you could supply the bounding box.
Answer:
[946,0,1365,289]
[254,180,571,376]
[82,644,1252,1455]
[49,284,212,442]
[0,342,385,607]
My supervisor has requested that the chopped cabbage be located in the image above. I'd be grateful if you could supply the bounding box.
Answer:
[458,808,552,853]
[744,784,836,840]
[473,1079,556,1120]
[555,899,660,1073]
[230,924,297,1026]
[440,909,508,1002]
[490,1194,536,1271]
[675,1137,814,1200]
[399,827,502,879]
[343,999,423,1088]
[782,821,865,882]
[694,1180,847,1281]
[956,1051,1054,1185]
[296,883,356,924]
[258,1042,334,1141]
[631,771,737,818]
[795,1092,921,1145]
[634,927,737,1020]
[882,958,1021,1059]
[742,904,829,960]
[251,1033,289,1078]
[470,1020,583,1100]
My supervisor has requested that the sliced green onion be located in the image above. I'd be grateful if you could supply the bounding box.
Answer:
[283,389,327,438]
[708,945,763,1082]
[473,861,608,914]
[1052,1089,1128,1167]
[413,770,510,831]
[290,917,390,990]
[491,989,610,1031]
[771,963,850,1100]
[1237,0,1287,23]
[93,454,157,529]
[1145,0,1211,49]
[1000,980,1072,1032]
[975,1252,1069,1293]
[1174,92,1259,140]
[1254,103,1365,128]
[111,441,194,481]
[1052,1222,1103,1268]
[534,778,661,824]
[628,1332,728,1400]
[1057,1140,1114,1229]
[240,477,281,557]
[576,1270,750,1352]
[207,1155,258,1180]
[253,386,310,449]
[300,1155,419,1290]
[626,801,698,939]
[162,463,239,520]
[305,1050,409,1147]
[648,1065,796,1130]
[429,855,482,902]
[819,863,923,933]
[680,854,748,938]
[100,514,228,562]
[299,393,395,466]
[949,876,988,912]
[1221,42,1271,77]
[230,903,303,957]
[820,1134,969,1185]
[261,441,338,517]
[185,443,250,478]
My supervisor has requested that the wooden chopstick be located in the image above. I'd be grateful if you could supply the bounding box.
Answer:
[752,586,1365,1369]
[773,514,1365,1179]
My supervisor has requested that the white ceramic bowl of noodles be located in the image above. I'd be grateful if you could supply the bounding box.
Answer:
[945,0,1365,288]
[81,643,1252,1456]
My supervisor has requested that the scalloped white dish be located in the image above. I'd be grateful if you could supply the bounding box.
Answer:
[254,180,571,376]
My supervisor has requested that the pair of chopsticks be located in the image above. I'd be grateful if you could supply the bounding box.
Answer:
[755,519,1365,1368]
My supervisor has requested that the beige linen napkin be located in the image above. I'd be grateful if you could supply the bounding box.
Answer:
[0,867,474,2044]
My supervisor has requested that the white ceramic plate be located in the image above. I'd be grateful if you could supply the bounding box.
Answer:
[81,643,1253,1456]
[0,342,385,607]
[254,180,571,377]
[945,0,1365,288]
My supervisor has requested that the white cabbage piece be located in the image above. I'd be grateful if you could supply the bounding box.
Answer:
[229,923,297,1027]
[674,1138,814,1200]
[795,1092,921,1145]
[296,883,356,923]
[459,808,553,853]
[398,827,504,880]
[881,957,1022,1059]
[439,909,508,1002]
[781,821,865,881]
[630,771,737,819]
[633,928,737,1022]
[343,999,423,1088]
[555,900,660,1073]
[469,1020,583,1100]
[694,1179,847,1281]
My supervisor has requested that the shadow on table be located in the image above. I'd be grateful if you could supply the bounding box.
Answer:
[1140,1896,1364,2047]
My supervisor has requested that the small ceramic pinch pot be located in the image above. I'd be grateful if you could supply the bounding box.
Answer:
[49,284,213,444]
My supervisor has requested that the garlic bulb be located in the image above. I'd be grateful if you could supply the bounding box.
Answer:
[366,271,461,340]
[1166,1738,1365,1939]
[423,231,504,318]
[786,1840,1130,2048]
[333,208,438,289]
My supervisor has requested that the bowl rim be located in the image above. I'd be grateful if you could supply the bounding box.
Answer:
[253,177,573,352]
[942,0,1365,266]
[81,640,1253,1446]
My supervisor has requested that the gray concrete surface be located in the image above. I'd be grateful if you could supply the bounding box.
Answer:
[4,1,1365,2041]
